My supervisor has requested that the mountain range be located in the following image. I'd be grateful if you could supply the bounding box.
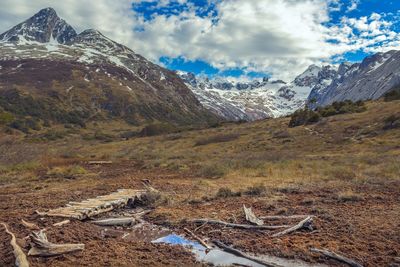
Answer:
[0,7,399,128]
[179,50,400,121]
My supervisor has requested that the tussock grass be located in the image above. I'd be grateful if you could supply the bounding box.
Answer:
[194,133,240,146]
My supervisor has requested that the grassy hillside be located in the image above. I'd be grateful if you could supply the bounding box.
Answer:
[0,99,399,266]
[0,59,219,134]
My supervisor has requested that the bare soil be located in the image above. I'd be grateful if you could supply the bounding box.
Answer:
[1,161,399,267]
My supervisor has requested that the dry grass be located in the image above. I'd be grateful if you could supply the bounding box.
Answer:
[1,100,399,194]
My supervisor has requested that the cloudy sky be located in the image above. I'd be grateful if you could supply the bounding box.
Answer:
[0,0,399,81]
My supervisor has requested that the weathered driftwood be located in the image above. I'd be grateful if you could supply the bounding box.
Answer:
[259,215,312,220]
[36,189,146,220]
[21,219,40,230]
[213,240,282,267]
[272,216,313,237]
[1,223,30,267]
[310,248,364,267]
[243,205,264,226]
[52,220,70,227]
[28,231,84,257]
[191,219,288,230]
[87,161,112,165]
[184,228,212,250]
[91,217,135,226]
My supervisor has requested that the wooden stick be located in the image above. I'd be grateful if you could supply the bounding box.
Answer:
[1,222,30,267]
[52,220,70,227]
[191,219,288,230]
[28,231,84,257]
[259,215,312,220]
[21,219,40,230]
[310,248,364,267]
[91,217,135,226]
[243,205,264,226]
[87,161,112,165]
[213,240,282,267]
[272,216,313,237]
[184,228,212,250]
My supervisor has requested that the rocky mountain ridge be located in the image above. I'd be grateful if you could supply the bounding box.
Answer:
[0,8,218,128]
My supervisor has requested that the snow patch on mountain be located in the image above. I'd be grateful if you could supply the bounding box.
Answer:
[178,66,336,121]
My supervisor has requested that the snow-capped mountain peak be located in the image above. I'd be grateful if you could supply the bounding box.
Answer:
[0,7,77,44]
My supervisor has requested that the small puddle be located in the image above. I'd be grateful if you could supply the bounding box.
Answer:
[153,234,327,267]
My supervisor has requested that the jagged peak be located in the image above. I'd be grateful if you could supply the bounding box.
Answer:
[0,7,77,44]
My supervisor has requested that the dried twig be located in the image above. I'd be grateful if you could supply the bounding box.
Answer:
[191,219,288,230]
[29,231,84,257]
[272,216,313,237]
[184,228,212,250]
[243,205,264,226]
[52,220,70,227]
[1,223,29,267]
[91,217,135,226]
[259,215,312,220]
[21,219,40,230]
[213,240,282,267]
[310,248,364,267]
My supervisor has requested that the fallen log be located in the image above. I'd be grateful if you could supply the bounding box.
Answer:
[91,217,135,227]
[243,205,264,226]
[310,248,364,267]
[28,231,84,257]
[272,216,313,237]
[1,223,30,267]
[87,161,112,165]
[52,220,70,227]
[21,219,40,230]
[184,228,212,250]
[191,219,288,230]
[213,240,282,267]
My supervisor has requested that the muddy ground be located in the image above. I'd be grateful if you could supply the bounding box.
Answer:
[1,161,399,267]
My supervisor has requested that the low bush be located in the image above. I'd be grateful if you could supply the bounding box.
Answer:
[383,86,400,102]
[289,100,366,127]
[0,112,14,125]
[337,190,364,202]
[215,187,241,198]
[383,115,400,130]
[139,123,179,137]
[46,165,87,179]
[194,133,240,146]
[243,184,267,196]
[288,109,321,127]
[196,164,227,178]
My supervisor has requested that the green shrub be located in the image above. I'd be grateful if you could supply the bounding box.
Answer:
[194,133,240,146]
[384,86,400,101]
[40,130,67,141]
[288,109,320,127]
[197,164,227,178]
[139,123,178,137]
[120,130,139,139]
[383,115,400,130]
[243,184,267,196]
[0,112,14,125]
[215,187,241,198]
[289,100,366,127]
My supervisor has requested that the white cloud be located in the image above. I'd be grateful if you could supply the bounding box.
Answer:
[346,0,359,12]
[0,0,398,81]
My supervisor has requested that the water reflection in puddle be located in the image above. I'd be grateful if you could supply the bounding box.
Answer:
[104,221,327,267]
[153,234,266,267]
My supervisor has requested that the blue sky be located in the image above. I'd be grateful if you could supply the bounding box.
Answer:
[1,0,399,81]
